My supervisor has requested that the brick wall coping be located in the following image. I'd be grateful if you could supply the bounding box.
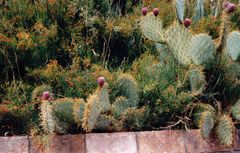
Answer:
[0,129,240,153]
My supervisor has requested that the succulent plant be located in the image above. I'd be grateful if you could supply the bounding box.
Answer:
[189,66,207,94]
[174,0,185,23]
[139,6,239,148]
[216,115,235,147]
[82,83,111,132]
[140,12,216,67]
[200,111,216,139]
[40,100,56,134]
[139,15,165,43]
[40,98,83,134]
[193,101,239,148]
[193,103,215,127]
[226,31,240,61]
[231,100,240,121]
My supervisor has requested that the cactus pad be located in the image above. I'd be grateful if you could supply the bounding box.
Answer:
[73,99,86,126]
[200,111,215,139]
[189,66,207,94]
[52,98,75,124]
[117,74,139,107]
[188,34,216,66]
[226,31,240,61]
[216,115,235,147]
[193,103,215,127]
[82,94,102,132]
[174,0,185,23]
[112,96,131,118]
[97,83,111,112]
[231,99,240,121]
[140,15,165,43]
[40,101,56,134]
[165,24,193,65]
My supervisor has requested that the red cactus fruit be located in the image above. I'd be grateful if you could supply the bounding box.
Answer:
[42,91,50,100]
[183,18,191,27]
[97,77,105,87]
[142,7,148,16]
[153,8,159,16]
[226,3,235,13]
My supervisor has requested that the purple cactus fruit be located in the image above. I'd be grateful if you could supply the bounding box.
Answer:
[153,8,159,16]
[222,1,230,8]
[142,7,148,16]
[226,3,235,13]
[42,91,50,100]
[97,77,105,87]
[183,18,191,27]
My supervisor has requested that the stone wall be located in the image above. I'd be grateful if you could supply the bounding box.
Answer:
[0,130,240,153]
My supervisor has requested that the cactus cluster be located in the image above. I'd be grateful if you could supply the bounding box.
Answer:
[193,102,238,147]
[40,74,147,134]
[37,1,239,149]
[140,13,216,67]
[140,1,240,148]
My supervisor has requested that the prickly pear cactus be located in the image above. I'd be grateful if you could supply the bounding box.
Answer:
[165,24,193,65]
[231,100,240,120]
[174,0,185,23]
[188,34,216,66]
[200,111,215,139]
[189,66,207,94]
[53,98,82,134]
[40,98,79,134]
[112,96,131,118]
[120,107,148,130]
[52,98,76,124]
[193,103,215,127]
[73,99,85,127]
[97,83,111,112]
[40,100,56,134]
[216,115,235,147]
[82,94,102,132]
[226,31,240,61]
[94,114,116,131]
[116,74,139,106]
[140,15,165,43]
